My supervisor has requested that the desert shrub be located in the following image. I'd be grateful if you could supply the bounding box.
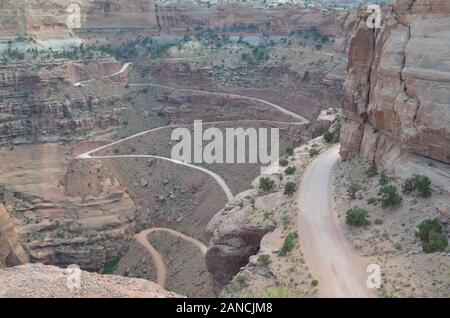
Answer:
[412,174,431,198]
[283,182,297,196]
[393,242,402,250]
[279,232,297,256]
[365,163,378,177]
[282,216,291,229]
[311,279,319,287]
[418,218,448,253]
[257,254,271,267]
[309,148,320,158]
[323,131,334,143]
[285,166,296,175]
[259,177,275,192]
[333,118,341,141]
[286,148,294,156]
[347,181,362,200]
[279,157,289,167]
[367,197,379,205]
[346,207,370,227]
[235,275,247,285]
[379,172,389,186]
[102,257,121,274]
[378,185,402,207]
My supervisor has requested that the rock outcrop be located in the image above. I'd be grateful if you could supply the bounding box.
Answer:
[0,263,181,298]
[0,204,29,268]
[205,192,273,290]
[0,143,137,272]
[340,1,450,175]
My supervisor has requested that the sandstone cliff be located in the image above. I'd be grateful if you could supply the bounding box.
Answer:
[0,0,355,50]
[0,263,181,298]
[340,0,450,188]
[0,203,29,268]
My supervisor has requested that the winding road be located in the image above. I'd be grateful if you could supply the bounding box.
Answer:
[135,227,207,287]
[297,145,374,298]
[75,61,309,287]
[75,61,372,297]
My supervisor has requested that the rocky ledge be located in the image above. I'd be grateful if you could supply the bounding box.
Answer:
[0,263,181,298]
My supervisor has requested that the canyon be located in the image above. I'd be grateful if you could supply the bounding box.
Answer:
[0,0,448,298]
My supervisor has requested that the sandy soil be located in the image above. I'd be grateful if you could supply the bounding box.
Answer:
[333,156,450,298]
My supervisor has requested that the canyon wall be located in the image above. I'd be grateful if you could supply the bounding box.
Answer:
[0,1,355,47]
[0,204,29,268]
[340,1,450,171]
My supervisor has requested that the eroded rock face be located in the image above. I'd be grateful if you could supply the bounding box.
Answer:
[0,204,29,268]
[340,1,450,165]
[0,0,355,49]
[0,143,137,272]
[205,179,284,291]
[0,263,181,298]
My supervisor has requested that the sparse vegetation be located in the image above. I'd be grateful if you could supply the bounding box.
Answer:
[346,207,370,227]
[323,131,334,142]
[365,163,378,177]
[259,177,275,192]
[279,232,297,256]
[283,182,297,196]
[347,181,362,200]
[379,172,389,186]
[418,218,448,253]
[279,157,289,167]
[102,257,121,274]
[285,166,296,175]
[257,254,271,267]
[308,148,320,158]
[286,148,294,156]
[378,185,402,207]
[412,174,432,198]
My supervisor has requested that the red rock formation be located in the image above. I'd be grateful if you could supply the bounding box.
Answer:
[340,1,450,165]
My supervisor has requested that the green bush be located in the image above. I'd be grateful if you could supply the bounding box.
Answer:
[323,131,334,143]
[284,182,297,196]
[412,174,431,198]
[311,279,319,287]
[378,185,402,207]
[418,218,448,253]
[279,232,297,256]
[235,275,247,285]
[279,157,289,167]
[102,257,121,274]
[285,166,296,175]
[365,163,378,177]
[346,207,370,227]
[309,148,320,158]
[259,177,275,192]
[347,181,362,200]
[333,118,341,141]
[257,254,271,267]
[286,148,294,156]
[379,172,389,186]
